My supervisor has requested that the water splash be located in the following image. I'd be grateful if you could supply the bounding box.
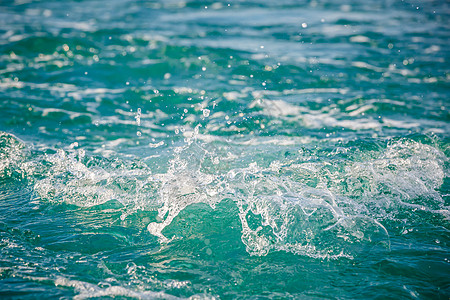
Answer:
[0,131,446,259]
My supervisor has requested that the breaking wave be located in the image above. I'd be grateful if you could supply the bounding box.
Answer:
[1,130,447,259]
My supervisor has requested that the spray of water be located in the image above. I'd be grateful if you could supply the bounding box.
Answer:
[0,130,447,259]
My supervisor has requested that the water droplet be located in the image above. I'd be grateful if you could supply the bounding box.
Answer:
[78,149,85,159]
[202,108,210,117]
[194,124,201,135]
[135,108,141,126]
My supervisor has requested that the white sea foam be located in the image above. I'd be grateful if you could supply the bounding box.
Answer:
[0,131,447,259]
[54,276,193,300]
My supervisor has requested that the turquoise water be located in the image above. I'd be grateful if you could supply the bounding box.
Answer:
[0,0,449,298]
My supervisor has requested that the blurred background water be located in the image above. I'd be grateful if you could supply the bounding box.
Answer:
[0,0,449,298]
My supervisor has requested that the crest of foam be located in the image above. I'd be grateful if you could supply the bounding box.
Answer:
[0,131,447,259]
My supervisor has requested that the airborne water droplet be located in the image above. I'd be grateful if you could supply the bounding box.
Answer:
[135,108,141,126]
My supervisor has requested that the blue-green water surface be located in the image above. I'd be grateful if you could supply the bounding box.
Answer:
[0,0,449,298]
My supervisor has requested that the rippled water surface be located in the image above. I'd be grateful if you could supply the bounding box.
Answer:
[0,0,449,298]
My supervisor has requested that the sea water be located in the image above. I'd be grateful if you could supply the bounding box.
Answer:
[0,0,449,298]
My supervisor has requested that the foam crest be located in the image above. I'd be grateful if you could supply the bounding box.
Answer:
[36,154,161,216]
[345,139,446,214]
[54,277,184,300]
[147,135,226,241]
[229,165,389,258]
[0,130,447,259]
[0,133,23,172]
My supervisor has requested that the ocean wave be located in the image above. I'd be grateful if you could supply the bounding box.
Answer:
[1,131,447,259]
